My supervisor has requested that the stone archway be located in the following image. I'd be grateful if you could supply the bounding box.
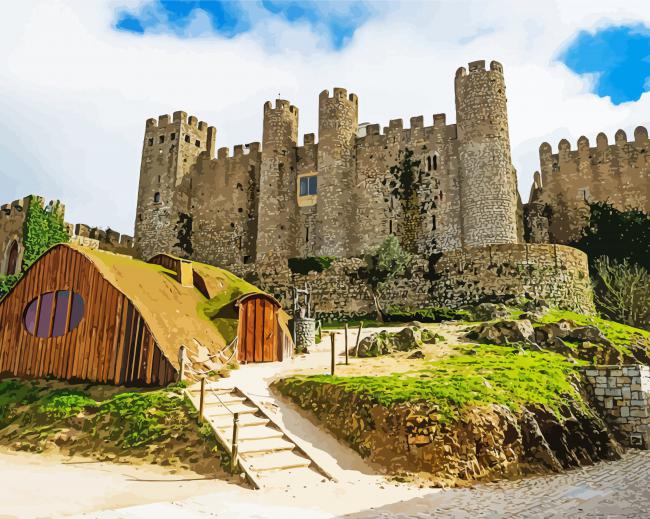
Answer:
[3,240,20,276]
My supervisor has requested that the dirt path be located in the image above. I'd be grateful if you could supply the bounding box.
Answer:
[0,448,240,519]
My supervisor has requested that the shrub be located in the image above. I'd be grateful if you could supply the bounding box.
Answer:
[593,257,650,330]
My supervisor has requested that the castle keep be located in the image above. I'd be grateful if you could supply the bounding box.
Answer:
[134,60,521,265]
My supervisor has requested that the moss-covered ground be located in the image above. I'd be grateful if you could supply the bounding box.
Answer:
[0,379,227,474]
[280,343,585,423]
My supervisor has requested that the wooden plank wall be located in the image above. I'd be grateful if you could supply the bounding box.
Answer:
[237,295,281,363]
[0,246,176,386]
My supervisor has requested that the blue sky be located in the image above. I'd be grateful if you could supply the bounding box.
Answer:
[561,24,650,105]
[115,0,377,49]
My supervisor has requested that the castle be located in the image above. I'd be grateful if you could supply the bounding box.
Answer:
[134,60,521,265]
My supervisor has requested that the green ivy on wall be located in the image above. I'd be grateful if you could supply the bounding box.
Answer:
[1,196,69,299]
[22,196,69,270]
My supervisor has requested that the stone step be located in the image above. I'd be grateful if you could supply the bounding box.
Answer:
[203,403,259,417]
[187,384,234,394]
[237,437,295,455]
[246,451,312,473]
[209,412,269,429]
[217,424,283,441]
[201,394,247,405]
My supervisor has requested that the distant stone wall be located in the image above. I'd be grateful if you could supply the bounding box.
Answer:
[431,244,595,314]
[237,243,594,320]
[582,365,650,449]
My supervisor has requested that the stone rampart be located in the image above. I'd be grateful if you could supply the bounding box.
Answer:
[239,244,594,320]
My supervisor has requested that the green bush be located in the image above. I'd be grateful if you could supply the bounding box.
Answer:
[288,256,335,275]
[38,389,97,420]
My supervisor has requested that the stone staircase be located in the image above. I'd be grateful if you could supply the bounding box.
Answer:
[185,382,332,488]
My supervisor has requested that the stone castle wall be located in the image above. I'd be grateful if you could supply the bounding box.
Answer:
[528,127,649,244]
[133,59,522,267]
[0,197,29,276]
[234,244,594,321]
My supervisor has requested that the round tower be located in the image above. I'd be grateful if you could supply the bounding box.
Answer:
[256,99,299,259]
[455,60,519,248]
[315,88,358,257]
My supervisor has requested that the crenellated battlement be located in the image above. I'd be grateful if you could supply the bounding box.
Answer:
[455,59,504,79]
[540,125,650,158]
[215,142,262,160]
[263,99,298,116]
[319,88,358,104]
[73,223,134,250]
[144,111,215,139]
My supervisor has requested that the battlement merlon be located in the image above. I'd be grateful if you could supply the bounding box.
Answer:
[319,88,358,104]
[540,125,650,158]
[145,111,215,138]
[455,59,504,79]
[216,142,262,160]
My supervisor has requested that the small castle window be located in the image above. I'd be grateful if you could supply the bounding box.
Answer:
[157,175,161,184]
[305,226,310,243]
[389,219,393,234]
[171,132,176,141]
[185,135,190,143]
[148,138,154,146]
[432,215,437,231]
[159,135,165,144]
[195,140,200,147]
[433,155,438,170]
[153,192,161,203]
[427,156,432,171]
[243,255,252,264]
[138,214,143,222]
[299,175,317,196]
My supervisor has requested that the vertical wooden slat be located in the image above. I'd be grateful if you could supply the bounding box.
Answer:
[245,301,255,362]
[254,299,264,362]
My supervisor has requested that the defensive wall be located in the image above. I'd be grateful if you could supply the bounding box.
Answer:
[233,243,594,320]
[527,126,649,244]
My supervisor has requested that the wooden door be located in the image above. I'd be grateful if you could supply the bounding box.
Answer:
[237,296,279,363]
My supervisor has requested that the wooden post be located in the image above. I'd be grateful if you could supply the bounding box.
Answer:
[178,345,186,381]
[231,412,239,474]
[198,376,206,424]
[330,332,336,376]
[344,323,349,365]
[354,322,363,356]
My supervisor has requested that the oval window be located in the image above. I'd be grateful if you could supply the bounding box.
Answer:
[23,291,84,338]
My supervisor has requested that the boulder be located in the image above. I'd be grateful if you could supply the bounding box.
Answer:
[466,320,537,347]
[356,326,426,357]
[467,303,510,321]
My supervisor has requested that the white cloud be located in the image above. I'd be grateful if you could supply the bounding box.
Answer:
[1,0,650,234]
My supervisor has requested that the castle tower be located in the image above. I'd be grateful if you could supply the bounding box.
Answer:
[134,111,216,260]
[455,60,519,248]
[315,88,358,256]
[256,100,299,259]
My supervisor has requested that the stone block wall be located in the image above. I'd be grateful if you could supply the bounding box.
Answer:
[430,243,595,314]
[581,365,650,449]
[236,243,594,321]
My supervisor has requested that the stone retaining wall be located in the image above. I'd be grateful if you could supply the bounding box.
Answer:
[234,243,594,320]
[582,365,650,449]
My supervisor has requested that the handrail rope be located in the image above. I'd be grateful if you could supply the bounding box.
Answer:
[189,336,238,364]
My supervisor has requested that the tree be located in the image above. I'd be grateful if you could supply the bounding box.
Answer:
[593,257,650,330]
[362,235,411,321]
[571,202,650,271]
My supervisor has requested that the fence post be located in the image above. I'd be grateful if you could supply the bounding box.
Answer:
[354,322,363,356]
[231,412,240,474]
[344,323,349,365]
[330,332,336,376]
[178,345,186,381]
[198,376,206,424]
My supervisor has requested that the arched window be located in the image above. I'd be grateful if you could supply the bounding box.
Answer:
[6,241,19,276]
[24,291,84,338]
[153,192,161,203]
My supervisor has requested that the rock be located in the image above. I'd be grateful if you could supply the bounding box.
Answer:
[467,303,510,321]
[356,326,424,357]
[466,320,536,347]
[408,350,425,359]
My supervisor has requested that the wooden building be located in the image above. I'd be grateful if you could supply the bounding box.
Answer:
[0,245,292,386]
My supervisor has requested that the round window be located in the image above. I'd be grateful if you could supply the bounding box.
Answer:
[24,290,84,338]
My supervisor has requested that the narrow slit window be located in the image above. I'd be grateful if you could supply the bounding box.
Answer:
[171,132,176,141]
[159,135,165,144]
[185,134,190,143]
[153,192,161,203]
[148,138,154,146]
[433,155,438,170]
[195,140,200,147]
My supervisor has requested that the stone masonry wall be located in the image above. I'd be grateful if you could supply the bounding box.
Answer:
[431,243,595,314]
[0,197,29,276]
[581,365,650,449]
[529,127,649,244]
[236,244,594,321]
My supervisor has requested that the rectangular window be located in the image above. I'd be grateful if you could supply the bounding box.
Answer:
[308,175,317,195]
[148,138,154,146]
[195,140,201,147]
[171,132,176,140]
[299,177,309,196]
[159,135,165,144]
